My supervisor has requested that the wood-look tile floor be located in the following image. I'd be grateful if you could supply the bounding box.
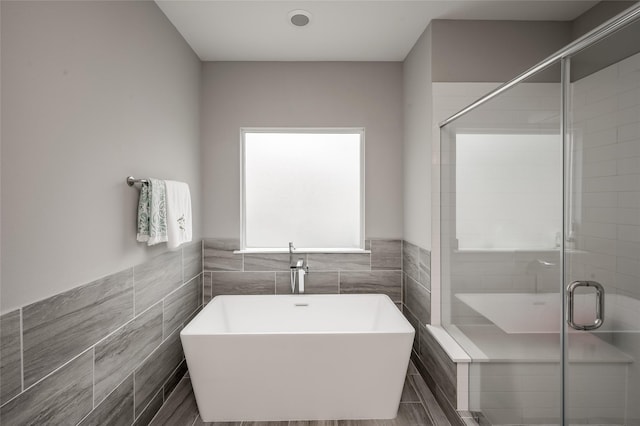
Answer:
[149,361,450,426]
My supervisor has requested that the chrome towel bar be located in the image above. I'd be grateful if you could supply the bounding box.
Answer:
[126,176,149,187]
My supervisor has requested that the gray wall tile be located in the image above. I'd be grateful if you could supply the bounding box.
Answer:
[164,276,201,338]
[340,271,402,302]
[183,241,203,283]
[163,360,188,402]
[133,390,163,426]
[79,374,134,426]
[418,325,457,409]
[419,248,431,290]
[95,302,163,404]
[403,241,420,282]
[371,239,402,270]
[244,253,295,271]
[307,253,370,271]
[401,377,420,402]
[135,250,182,314]
[150,378,199,426]
[0,349,93,425]
[1,309,21,404]
[408,372,451,426]
[275,271,339,294]
[404,275,431,325]
[134,329,184,418]
[204,239,241,271]
[211,272,275,296]
[23,268,133,388]
[203,272,212,305]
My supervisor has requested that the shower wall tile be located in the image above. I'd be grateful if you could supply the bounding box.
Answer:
[210,271,275,296]
[339,270,402,302]
[164,275,202,338]
[405,275,431,326]
[183,241,203,283]
[244,253,296,271]
[0,349,93,426]
[135,250,182,314]
[403,241,420,282]
[371,239,402,270]
[275,271,339,294]
[22,268,133,388]
[0,309,22,404]
[203,272,212,305]
[307,253,370,271]
[94,301,163,404]
[78,374,134,426]
[204,238,242,271]
[134,329,184,418]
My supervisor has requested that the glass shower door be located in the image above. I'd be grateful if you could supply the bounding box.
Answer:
[564,16,640,426]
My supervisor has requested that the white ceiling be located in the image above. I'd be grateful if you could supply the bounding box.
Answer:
[155,1,599,61]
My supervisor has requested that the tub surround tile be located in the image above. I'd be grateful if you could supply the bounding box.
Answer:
[403,241,420,283]
[133,390,164,426]
[94,302,163,404]
[163,360,188,403]
[134,329,184,418]
[204,239,242,271]
[135,250,182,314]
[0,349,93,425]
[402,307,420,354]
[79,374,134,426]
[275,271,339,294]
[22,268,133,388]
[203,272,213,305]
[408,373,451,426]
[339,271,402,302]
[418,248,431,290]
[404,276,431,326]
[210,272,275,296]
[150,378,198,426]
[183,241,203,283]
[307,253,370,271]
[371,239,402,270]
[164,276,201,338]
[244,253,296,271]
[1,309,22,404]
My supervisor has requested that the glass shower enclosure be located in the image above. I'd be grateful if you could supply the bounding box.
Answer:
[439,4,640,425]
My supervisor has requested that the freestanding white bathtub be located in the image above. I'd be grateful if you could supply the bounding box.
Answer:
[180,294,415,422]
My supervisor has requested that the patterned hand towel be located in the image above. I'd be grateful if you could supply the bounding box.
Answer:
[137,178,168,245]
[165,180,192,249]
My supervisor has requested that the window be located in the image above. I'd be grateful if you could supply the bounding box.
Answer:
[241,129,364,251]
[455,133,562,250]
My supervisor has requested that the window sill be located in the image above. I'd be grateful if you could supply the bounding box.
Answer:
[234,248,371,254]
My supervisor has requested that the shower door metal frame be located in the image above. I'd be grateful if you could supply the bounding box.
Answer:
[438,3,640,424]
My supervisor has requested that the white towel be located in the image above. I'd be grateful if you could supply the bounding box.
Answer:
[164,180,192,250]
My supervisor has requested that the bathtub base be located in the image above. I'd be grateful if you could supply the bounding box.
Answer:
[185,333,412,421]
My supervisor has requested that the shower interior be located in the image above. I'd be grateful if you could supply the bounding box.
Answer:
[438,5,640,425]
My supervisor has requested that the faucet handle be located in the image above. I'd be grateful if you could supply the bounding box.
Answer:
[289,242,295,253]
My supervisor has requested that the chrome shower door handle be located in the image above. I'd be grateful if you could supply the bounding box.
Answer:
[566,280,605,331]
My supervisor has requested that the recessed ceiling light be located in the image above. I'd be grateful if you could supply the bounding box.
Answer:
[288,10,312,27]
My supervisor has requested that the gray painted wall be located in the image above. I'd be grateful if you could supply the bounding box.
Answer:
[431,20,571,83]
[201,61,404,240]
[403,25,433,250]
[1,1,202,312]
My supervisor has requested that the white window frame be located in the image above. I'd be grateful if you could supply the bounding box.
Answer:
[240,127,366,252]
